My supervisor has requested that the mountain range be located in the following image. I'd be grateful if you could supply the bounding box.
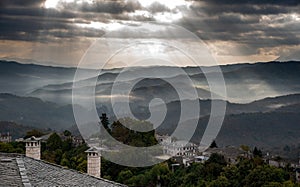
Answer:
[0,60,299,150]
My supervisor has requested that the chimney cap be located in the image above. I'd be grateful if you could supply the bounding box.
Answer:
[85,147,103,153]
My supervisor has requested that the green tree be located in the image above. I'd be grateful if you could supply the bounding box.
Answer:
[209,176,230,187]
[210,140,218,148]
[117,170,133,184]
[207,153,227,166]
[24,129,44,139]
[245,165,289,187]
[100,113,111,133]
[46,133,62,151]
[240,145,250,152]
[62,138,73,152]
[0,142,24,153]
[63,130,72,137]
[253,147,263,157]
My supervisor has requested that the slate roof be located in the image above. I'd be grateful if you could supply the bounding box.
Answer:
[0,154,23,186]
[0,153,126,187]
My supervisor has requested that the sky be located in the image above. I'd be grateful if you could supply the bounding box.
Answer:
[0,0,300,67]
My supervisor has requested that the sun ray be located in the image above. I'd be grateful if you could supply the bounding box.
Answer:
[44,0,60,9]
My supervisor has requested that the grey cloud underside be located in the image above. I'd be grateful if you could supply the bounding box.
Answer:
[0,14,105,41]
[192,0,300,6]
[0,0,45,7]
[174,1,300,54]
[60,0,142,14]
[0,0,156,41]
[0,0,299,58]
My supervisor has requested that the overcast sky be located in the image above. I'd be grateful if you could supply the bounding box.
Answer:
[0,0,299,67]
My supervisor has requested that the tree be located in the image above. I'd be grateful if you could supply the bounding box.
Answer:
[110,119,158,147]
[207,153,227,166]
[209,176,230,187]
[47,133,62,151]
[240,145,250,152]
[210,140,218,148]
[100,113,111,133]
[117,170,133,184]
[24,129,44,139]
[63,130,72,137]
[0,142,24,153]
[244,165,289,187]
[253,147,263,157]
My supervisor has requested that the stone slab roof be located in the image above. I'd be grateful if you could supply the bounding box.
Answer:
[0,153,126,187]
[0,154,23,186]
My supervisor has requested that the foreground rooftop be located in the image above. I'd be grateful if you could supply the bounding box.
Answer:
[0,153,126,187]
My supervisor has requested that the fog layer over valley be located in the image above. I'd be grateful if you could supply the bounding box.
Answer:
[0,60,300,150]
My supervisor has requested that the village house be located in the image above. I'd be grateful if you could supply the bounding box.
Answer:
[156,134,198,157]
[203,146,252,164]
[0,132,12,143]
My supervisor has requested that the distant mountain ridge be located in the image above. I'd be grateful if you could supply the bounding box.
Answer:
[0,93,300,148]
[8,60,298,104]
[1,60,300,103]
[1,60,300,150]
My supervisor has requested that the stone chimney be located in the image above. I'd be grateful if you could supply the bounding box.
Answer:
[25,136,42,160]
[85,147,101,178]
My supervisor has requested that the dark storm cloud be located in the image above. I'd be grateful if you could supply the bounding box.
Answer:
[172,0,300,57]
[0,0,45,7]
[0,7,108,42]
[60,0,142,14]
[198,0,300,6]
[0,7,77,18]
[0,0,146,41]
[178,12,300,45]
[190,0,299,16]
[0,0,299,58]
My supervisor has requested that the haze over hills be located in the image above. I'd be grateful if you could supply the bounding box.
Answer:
[0,61,98,95]
[34,61,300,104]
[1,93,300,149]
[0,60,300,150]
[0,93,77,130]
[1,60,300,104]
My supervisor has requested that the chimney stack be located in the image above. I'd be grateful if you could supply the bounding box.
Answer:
[25,136,42,160]
[85,147,101,178]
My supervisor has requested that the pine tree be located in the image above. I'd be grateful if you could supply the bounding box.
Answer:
[210,140,218,148]
[100,113,111,133]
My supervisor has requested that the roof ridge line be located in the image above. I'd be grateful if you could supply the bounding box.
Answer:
[16,156,32,187]
[24,155,126,186]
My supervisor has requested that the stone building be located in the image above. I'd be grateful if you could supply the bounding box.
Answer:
[164,140,198,157]
[203,146,251,164]
[72,135,84,146]
[0,132,12,143]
